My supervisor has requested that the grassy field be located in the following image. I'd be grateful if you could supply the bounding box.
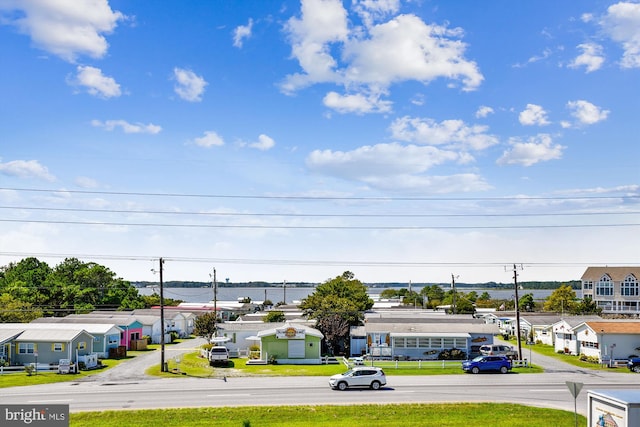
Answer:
[147,351,543,378]
[69,403,587,427]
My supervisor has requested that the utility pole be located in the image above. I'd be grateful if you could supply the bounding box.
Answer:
[512,264,523,361]
[451,274,458,315]
[213,268,217,327]
[283,280,287,305]
[159,258,166,372]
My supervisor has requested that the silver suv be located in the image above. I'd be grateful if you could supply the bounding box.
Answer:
[329,366,386,391]
[479,344,517,359]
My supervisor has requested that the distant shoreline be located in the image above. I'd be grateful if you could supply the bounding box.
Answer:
[132,280,580,290]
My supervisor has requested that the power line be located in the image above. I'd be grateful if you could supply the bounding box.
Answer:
[0,218,638,230]
[1,205,637,218]
[2,186,638,201]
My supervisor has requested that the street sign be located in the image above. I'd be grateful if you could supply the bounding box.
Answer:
[566,381,584,398]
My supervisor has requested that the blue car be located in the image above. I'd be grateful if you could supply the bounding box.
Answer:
[462,355,512,374]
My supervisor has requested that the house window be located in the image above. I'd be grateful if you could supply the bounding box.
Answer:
[583,281,593,290]
[581,341,599,349]
[621,275,639,297]
[595,276,614,296]
[108,336,119,345]
[78,342,86,350]
[53,343,64,352]
[393,337,405,348]
[18,343,35,354]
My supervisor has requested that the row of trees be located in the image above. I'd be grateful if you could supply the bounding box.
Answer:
[300,273,600,356]
[0,257,168,322]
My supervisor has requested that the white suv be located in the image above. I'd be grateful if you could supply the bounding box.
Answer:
[329,366,386,391]
[479,344,517,359]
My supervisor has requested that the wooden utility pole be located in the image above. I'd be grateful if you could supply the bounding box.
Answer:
[512,264,523,361]
[159,258,166,372]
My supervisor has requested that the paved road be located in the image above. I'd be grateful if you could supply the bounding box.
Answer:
[79,337,207,383]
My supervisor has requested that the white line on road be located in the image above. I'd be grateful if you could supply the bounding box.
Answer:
[206,394,252,397]
[29,399,74,403]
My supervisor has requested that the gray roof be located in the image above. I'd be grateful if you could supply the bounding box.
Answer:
[23,320,123,334]
[15,328,91,342]
[0,329,23,344]
[217,320,315,333]
[365,322,499,334]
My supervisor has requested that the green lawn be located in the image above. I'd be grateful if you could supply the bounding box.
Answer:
[146,352,543,378]
[70,403,586,427]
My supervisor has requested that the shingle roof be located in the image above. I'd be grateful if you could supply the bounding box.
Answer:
[15,328,91,342]
[586,321,640,334]
[581,266,640,282]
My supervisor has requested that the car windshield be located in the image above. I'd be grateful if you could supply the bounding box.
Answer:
[472,356,485,362]
[342,369,355,376]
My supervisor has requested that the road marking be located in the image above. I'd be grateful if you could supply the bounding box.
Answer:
[207,394,252,397]
[29,399,73,403]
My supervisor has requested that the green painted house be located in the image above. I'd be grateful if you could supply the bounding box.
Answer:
[257,323,324,364]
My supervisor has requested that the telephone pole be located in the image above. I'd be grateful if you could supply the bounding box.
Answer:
[159,258,166,372]
[511,264,523,361]
[451,274,458,315]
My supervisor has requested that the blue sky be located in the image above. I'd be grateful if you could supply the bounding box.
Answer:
[0,0,638,285]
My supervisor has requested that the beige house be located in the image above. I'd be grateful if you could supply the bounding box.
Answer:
[581,266,640,315]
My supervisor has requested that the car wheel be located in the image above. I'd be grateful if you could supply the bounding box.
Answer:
[471,367,480,374]
[500,366,508,374]
[337,381,348,391]
[633,366,640,373]
[370,381,381,390]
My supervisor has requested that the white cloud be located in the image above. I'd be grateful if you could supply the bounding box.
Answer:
[475,106,494,119]
[0,159,55,181]
[71,65,121,98]
[497,134,565,167]
[323,91,392,114]
[353,0,400,28]
[0,0,125,62]
[91,119,161,134]
[566,100,609,125]
[600,1,640,68]
[193,131,224,148]
[389,116,499,151]
[74,176,99,188]
[248,134,276,151]
[233,18,253,48]
[281,0,483,112]
[173,68,207,102]
[569,43,605,72]
[306,142,489,192]
[519,104,550,126]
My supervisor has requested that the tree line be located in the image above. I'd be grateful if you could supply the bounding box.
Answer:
[0,257,181,323]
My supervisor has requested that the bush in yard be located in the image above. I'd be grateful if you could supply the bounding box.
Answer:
[438,348,467,360]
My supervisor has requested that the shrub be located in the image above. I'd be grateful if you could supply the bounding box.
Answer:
[438,348,467,360]
[24,364,35,376]
[169,331,179,342]
[142,335,152,345]
[201,343,213,351]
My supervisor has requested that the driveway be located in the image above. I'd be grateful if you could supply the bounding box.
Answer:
[82,337,207,383]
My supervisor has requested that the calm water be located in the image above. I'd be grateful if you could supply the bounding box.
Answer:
[138,286,555,304]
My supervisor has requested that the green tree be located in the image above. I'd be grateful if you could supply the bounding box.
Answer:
[519,293,535,312]
[194,312,217,338]
[140,294,183,308]
[0,257,52,309]
[420,285,445,308]
[299,271,373,355]
[45,258,145,316]
[543,284,578,313]
[573,295,601,315]
[263,310,286,322]
[0,294,43,322]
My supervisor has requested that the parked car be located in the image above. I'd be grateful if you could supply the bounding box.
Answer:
[208,346,229,366]
[627,357,640,373]
[479,344,517,359]
[462,355,512,374]
[329,366,386,390]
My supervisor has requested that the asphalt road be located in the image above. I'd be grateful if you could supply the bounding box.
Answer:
[1,339,638,417]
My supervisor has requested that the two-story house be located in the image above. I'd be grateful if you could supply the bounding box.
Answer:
[581,266,640,315]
